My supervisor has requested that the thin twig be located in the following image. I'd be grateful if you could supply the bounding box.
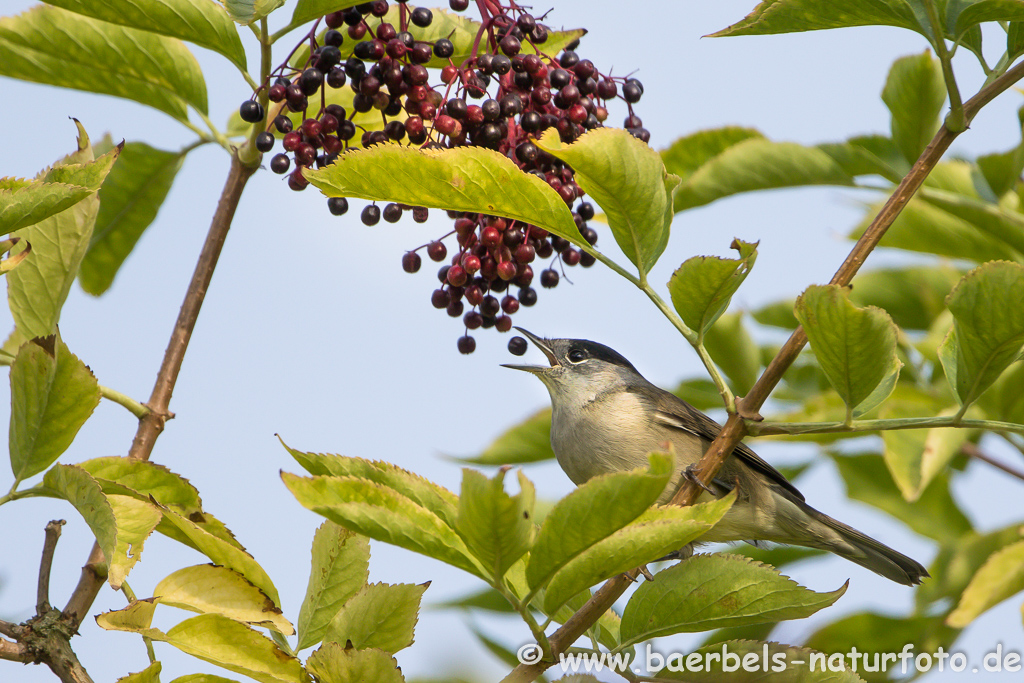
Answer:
[501,53,1024,683]
[922,0,966,131]
[37,520,65,615]
[961,442,1024,482]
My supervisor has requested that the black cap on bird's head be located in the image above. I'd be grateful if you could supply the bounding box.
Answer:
[501,328,638,377]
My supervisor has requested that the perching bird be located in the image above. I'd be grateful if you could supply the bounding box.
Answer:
[504,329,928,585]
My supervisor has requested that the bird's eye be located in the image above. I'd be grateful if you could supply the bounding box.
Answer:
[567,348,586,363]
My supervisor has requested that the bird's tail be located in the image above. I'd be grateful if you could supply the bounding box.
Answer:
[798,501,929,586]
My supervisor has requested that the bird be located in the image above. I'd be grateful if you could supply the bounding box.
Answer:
[503,328,928,585]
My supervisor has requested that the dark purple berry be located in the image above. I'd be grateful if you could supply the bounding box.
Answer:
[410,7,432,26]
[427,241,447,261]
[540,268,559,288]
[464,311,483,329]
[431,288,450,308]
[270,153,290,174]
[299,68,323,96]
[457,335,476,354]
[361,205,381,225]
[508,336,528,355]
[255,132,274,153]
[433,38,454,58]
[239,100,264,123]
[383,203,403,223]
[327,197,349,215]
[402,251,421,272]
[518,287,537,306]
[622,81,642,103]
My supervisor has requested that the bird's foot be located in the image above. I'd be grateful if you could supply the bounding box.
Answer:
[683,465,716,494]
[638,565,655,582]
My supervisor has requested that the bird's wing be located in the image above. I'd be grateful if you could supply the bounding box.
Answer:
[652,398,805,502]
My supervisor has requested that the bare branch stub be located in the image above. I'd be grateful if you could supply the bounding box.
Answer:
[37,520,66,616]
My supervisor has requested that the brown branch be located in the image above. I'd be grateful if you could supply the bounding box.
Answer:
[128,154,257,462]
[961,442,1024,482]
[502,55,1024,683]
[57,153,256,634]
[37,520,65,615]
[0,636,31,663]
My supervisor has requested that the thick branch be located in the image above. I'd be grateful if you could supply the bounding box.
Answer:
[502,55,1024,683]
[58,153,255,635]
[37,520,65,615]
[128,154,257,462]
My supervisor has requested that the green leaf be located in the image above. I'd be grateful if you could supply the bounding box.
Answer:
[619,554,847,647]
[672,378,725,411]
[0,5,207,122]
[9,337,100,481]
[831,453,972,543]
[542,494,735,614]
[794,285,901,418]
[672,138,854,212]
[283,442,459,527]
[817,134,906,180]
[44,0,246,71]
[880,409,971,501]
[77,456,203,517]
[304,143,579,245]
[107,494,162,589]
[456,469,535,580]
[803,612,958,682]
[306,643,404,683]
[432,587,516,613]
[978,359,1024,425]
[850,197,1019,263]
[918,159,1024,256]
[660,127,765,183]
[947,539,1024,627]
[159,507,281,606]
[656,640,866,682]
[323,582,426,653]
[848,265,965,331]
[0,140,119,234]
[117,662,162,683]
[525,452,674,591]
[297,522,370,651]
[702,313,761,395]
[950,1,1024,38]
[291,0,362,25]
[752,299,799,330]
[168,675,241,683]
[454,408,555,465]
[918,524,1024,609]
[154,564,294,634]
[711,1,921,37]
[1009,21,1024,61]
[939,261,1024,407]
[282,472,486,579]
[8,123,106,338]
[100,612,303,683]
[42,464,117,579]
[882,51,946,165]
[669,239,758,339]
[537,127,680,277]
[222,0,287,25]
[80,142,186,295]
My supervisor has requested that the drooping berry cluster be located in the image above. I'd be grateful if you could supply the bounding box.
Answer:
[238,1,647,354]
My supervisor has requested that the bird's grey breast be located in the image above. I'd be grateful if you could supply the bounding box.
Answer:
[550,387,666,485]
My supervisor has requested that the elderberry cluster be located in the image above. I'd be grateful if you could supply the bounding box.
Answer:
[238,0,647,354]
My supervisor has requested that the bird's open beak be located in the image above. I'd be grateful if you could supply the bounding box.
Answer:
[501,327,558,373]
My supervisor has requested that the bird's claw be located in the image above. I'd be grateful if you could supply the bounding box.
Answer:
[638,565,655,582]
[684,465,715,494]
